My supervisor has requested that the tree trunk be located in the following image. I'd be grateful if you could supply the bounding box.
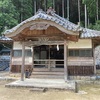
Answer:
[85,4,87,28]
[78,0,81,24]
[20,0,23,22]
[96,0,99,20]
[53,0,55,10]
[62,0,64,17]
[34,0,36,14]
[67,0,69,20]
[44,0,47,11]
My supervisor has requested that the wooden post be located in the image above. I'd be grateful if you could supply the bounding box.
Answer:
[75,82,78,93]
[64,40,68,81]
[92,40,96,75]
[48,45,51,71]
[31,46,34,70]
[21,42,25,81]
[9,42,13,73]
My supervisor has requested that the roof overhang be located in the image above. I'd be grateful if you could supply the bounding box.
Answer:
[4,9,81,42]
[5,20,80,38]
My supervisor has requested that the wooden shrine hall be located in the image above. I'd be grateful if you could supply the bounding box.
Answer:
[4,9,100,81]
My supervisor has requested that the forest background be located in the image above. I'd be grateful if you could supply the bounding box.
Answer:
[0,0,100,34]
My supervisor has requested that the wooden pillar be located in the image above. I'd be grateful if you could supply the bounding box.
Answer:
[92,40,96,75]
[64,40,68,81]
[31,46,34,70]
[9,43,13,73]
[21,42,25,81]
[48,45,51,71]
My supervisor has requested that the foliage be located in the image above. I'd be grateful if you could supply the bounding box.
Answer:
[88,20,100,31]
[11,0,33,22]
[0,0,18,34]
[0,0,100,35]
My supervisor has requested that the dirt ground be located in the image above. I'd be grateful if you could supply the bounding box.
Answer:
[0,80,100,100]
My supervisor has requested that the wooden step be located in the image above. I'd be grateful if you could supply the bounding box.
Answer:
[33,68,64,72]
[30,74,64,79]
[30,71,64,79]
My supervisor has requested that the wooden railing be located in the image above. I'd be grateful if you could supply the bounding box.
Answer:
[34,59,64,68]
[11,57,94,66]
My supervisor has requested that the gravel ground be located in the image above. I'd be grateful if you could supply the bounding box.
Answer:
[0,80,100,100]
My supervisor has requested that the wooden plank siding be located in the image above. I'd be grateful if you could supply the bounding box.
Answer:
[10,57,94,75]
[11,65,32,73]
[11,65,94,75]
[68,66,94,75]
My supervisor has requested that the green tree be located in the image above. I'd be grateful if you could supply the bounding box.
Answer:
[93,20,100,31]
[82,0,97,22]
[11,0,33,22]
[0,0,18,34]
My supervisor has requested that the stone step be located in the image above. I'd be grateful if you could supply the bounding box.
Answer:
[30,88,47,92]
[31,71,64,75]
[5,79,75,90]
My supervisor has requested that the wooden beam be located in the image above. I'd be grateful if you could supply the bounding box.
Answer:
[24,41,64,46]
[64,40,68,81]
[21,42,25,81]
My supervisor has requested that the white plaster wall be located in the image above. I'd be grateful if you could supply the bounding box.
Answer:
[68,39,92,49]
[13,42,31,50]
[13,39,92,50]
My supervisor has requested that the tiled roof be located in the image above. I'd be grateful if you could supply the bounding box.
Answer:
[4,9,100,39]
[81,28,100,38]
[0,36,12,41]
[4,9,80,35]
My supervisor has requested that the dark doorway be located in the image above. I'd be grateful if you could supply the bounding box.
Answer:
[49,45,64,68]
[34,45,64,68]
